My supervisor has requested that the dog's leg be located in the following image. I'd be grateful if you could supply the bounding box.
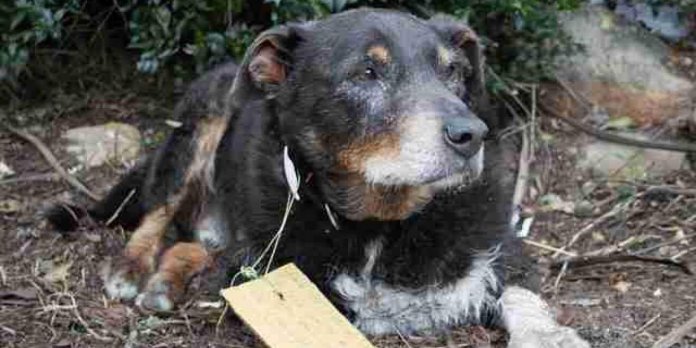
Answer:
[105,205,174,300]
[136,242,211,312]
[501,286,590,348]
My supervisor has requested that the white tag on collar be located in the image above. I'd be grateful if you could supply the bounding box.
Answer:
[283,146,301,201]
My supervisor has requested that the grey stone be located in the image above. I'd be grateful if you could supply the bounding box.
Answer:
[579,133,688,179]
[63,123,142,168]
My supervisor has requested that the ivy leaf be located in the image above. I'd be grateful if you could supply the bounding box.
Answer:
[154,7,171,33]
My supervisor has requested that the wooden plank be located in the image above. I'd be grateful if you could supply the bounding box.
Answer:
[221,263,375,348]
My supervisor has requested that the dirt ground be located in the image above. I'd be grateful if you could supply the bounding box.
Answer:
[2,61,696,348]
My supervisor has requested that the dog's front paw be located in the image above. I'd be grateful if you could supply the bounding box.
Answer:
[508,326,590,348]
[135,274,175,312]
[103,260,147,300]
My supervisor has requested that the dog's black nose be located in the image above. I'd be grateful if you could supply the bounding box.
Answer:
[443,117,488,158]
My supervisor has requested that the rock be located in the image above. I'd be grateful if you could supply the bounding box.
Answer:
[538,193,575,214]
[682,57,694,68]
[574,200,595,218]
[552,5,694,127]
[614,1,690,42]
[579,133,688,180]
[62,123,142,168]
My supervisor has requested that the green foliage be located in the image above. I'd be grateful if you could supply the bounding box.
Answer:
[0,0,80,81]
[1,0,592,88]
[122,0,252,74]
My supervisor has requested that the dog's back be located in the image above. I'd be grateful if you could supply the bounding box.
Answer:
[46,62,239,232]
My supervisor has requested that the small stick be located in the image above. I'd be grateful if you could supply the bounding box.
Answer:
[105,189,136,226]
[644,185,696,197]
[5,126,100,201]
[553,199,633,259]
[553,261,569,292]
[393,326,414,348]
[671,246,696,260]
[584,236,638,257]
[540,105,696,153]
[652,313,696,348]
[553,74,593,108]
[633,232,696,255]
[550,254,693,275]
[523,239,577,257]
[512,122,531,211]
[633,313,660,336]
[0,173,60,185]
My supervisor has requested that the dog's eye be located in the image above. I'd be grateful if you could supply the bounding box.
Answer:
[364,67,377,80]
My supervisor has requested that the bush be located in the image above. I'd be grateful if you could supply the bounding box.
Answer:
[1,0,586,94]
[0,0,80,82]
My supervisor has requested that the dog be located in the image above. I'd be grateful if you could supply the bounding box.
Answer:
[48,9,589,347]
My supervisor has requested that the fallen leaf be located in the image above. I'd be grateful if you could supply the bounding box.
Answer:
[84,233,102,243]
[0,162,14,179]
[538,194,575,214]
[43,261,72,283]
[164,119,182,128]
[196,300,224,309]
[675,228,690,246]
[613,281,631,293]
[592,231,606,242]
[603,116,636,130]
[0,199,22,213]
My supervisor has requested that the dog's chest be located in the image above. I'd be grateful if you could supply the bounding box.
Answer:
[329,237,502,335]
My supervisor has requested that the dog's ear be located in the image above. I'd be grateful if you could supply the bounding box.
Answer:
[428,16,485,106]
[229,25,306,104]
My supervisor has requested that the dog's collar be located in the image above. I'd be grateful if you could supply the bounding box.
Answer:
[283,145,341,231]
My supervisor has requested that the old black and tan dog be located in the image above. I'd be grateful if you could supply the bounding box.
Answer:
[49,8,589,347]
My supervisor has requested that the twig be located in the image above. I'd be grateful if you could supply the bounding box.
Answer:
[644,185,696,197]
[553,261,569,292]
[5,126,100,201]
[672,246,696,260]
[552,199,634,259]
[553,74,593,108]
[633,313,660,336]
[633,232,696,255]
[550,254,693,275]
[55,203,80,228]
[540,105,696,153]
[393,325,414,348]
[584,236,638,257]
[512,121,532,211]
[105,189,136,226]
[0,173,61,185]
[523,239,577,257]
[652,313,696,348]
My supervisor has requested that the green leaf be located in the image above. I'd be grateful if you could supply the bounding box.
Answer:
[10,11,27,30]
[154,6,171,32]
[604,116,636,130]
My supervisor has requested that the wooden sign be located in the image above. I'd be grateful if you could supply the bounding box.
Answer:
[221,263,375,348]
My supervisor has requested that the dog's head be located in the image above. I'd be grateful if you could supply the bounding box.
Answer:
[231,9,490,220]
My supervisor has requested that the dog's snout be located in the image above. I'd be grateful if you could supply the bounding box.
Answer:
[443,117,488,158]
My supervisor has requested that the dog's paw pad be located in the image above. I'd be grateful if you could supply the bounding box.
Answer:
[104,269,140,300]
[135,274,176,312]
[508,327,590,348]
